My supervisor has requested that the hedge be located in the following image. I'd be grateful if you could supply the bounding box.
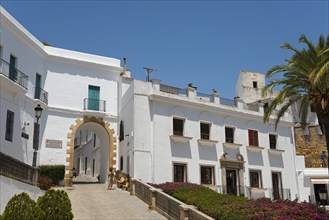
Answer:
[38,164,65,185]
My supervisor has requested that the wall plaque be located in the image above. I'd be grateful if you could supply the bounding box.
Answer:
[45,139,62,149]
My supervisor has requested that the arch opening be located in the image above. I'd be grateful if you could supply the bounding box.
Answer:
[65,117,116,186]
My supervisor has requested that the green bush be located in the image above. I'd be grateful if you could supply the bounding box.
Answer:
[1,192,44,220]
[39,165,65,185]
[37,189,74,220]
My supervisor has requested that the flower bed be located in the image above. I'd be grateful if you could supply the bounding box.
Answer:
[151,182,329,220]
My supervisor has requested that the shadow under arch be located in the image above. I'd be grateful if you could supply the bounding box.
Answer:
[65,116,117,186]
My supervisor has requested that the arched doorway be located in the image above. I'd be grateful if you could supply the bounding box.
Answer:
[65,116,117,186]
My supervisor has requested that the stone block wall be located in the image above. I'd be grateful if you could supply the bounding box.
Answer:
[294,126,326,168]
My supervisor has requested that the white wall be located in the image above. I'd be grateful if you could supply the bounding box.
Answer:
[127,79,298,200]
[0,176,44,214]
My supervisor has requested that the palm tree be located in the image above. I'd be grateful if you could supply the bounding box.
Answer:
[263,34,329,166]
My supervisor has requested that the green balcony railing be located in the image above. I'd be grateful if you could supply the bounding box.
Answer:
[0,59,28,89]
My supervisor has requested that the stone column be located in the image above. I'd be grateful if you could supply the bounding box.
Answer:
[186,86,196,99]
[234,97,243,109]
[258,102,264,114]
[149,188,157,210]
[130,178,136,196]
[151,79,161,93]
[179,205,190,220]
[212,92,220,104]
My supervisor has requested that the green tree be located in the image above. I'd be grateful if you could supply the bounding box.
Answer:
[263,35,329,164]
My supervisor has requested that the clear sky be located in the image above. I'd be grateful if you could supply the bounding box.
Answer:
[1,1,328,99]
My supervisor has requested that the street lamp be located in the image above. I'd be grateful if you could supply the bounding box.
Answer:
[32,104,43,167]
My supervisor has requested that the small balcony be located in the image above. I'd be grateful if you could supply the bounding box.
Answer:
[34,87,48,105]
[0,59,28,92]
[83,98,106,112]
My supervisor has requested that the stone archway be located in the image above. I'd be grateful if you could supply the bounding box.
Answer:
[65,116,117,186]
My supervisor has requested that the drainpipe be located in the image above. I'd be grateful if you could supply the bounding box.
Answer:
[291,126,300,201]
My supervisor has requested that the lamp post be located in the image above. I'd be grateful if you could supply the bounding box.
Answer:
[32,104,43,167]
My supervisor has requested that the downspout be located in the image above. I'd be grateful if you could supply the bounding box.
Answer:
[291,126,300,201]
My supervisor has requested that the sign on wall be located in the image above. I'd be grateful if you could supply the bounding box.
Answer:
[45,139,63,149]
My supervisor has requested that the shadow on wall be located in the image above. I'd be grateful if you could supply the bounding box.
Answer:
[269,154,284,168]
[198,144,218,161]
[170,142,192,159]
[247,151,264,166]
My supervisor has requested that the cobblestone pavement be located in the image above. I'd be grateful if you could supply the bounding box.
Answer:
[64,181,166,220]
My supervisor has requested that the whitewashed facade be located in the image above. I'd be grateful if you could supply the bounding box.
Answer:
[1,6,300,201]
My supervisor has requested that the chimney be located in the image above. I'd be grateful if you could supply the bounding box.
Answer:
[123,57,127,75]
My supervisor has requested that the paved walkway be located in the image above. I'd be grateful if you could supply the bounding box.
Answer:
[64,181,166,220]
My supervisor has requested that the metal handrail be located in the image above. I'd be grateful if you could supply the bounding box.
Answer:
[220,97,237,107]
[0,59,28,89]
[83,98,106,112]
[34,87,48,104]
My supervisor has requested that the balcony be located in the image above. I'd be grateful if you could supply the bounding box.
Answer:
[34,87,48,105]
[83,98,106,112]
[0,59,28,92]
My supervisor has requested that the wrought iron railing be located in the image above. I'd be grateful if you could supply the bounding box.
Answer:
[34,87,48,104]
[0,59,28,89]
[0,151,39,185]
[83,98,106,111]
[220,97,237,107]
[160,84,181,94]
[268,188,291,200]
[196,92,212,101]
[213,185,246,196]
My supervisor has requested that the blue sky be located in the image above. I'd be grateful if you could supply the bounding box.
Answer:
[1,1,328,99]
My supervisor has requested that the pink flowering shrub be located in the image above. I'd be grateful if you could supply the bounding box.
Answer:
[151,182,329,220]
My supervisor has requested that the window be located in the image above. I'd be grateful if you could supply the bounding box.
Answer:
[88,85,100,110]
[200,122,210,140]
[200,166,214,185]
[5,110,15,142]
[34,73,42,99]
[0,45,3,59]
[9,55,17,81]
[269,134,277,149]
[253,81,258,88]
[248,129,259,146]
[173,118,184,136]
[173,163,187,182]
[93,133,96,147]
[250,170,262,188]
[225,127,234,143]
[119,120,124,141]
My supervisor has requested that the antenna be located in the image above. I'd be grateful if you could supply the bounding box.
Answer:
[143,67,157,82]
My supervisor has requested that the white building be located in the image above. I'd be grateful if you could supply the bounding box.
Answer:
[1,6,300,202]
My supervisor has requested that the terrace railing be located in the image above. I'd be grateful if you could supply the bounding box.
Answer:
[0,59,28,89]
[34,87,49,105]
[220,97,237,107]
[196,92,212,101]
[83,98,106,112]
[0,151,39,185]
